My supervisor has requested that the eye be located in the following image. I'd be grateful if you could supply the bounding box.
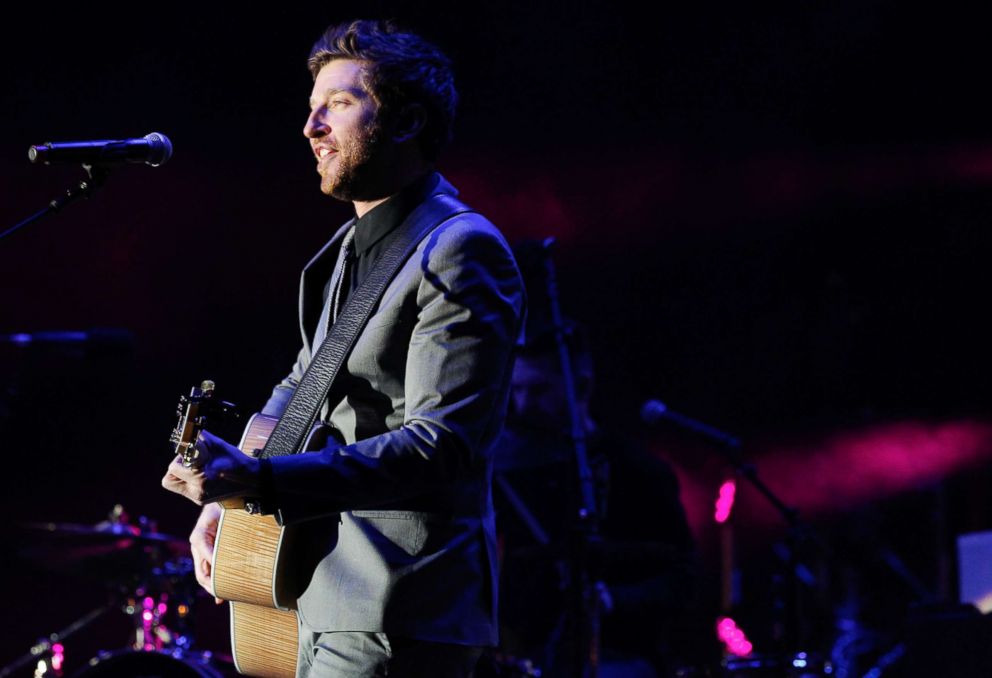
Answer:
[330,99,350,108]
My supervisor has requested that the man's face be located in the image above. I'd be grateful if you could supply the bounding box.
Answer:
[304,59,385,201]
[510,355,569,433]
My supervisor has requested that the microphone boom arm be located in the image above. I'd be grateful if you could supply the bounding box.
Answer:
[2,163,111,242]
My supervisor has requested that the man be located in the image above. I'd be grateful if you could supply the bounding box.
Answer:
[494,318,696,677]
[162,19,524,677]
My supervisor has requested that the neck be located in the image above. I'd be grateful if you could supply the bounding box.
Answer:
[352,157,434,218]
[353,196,390,218]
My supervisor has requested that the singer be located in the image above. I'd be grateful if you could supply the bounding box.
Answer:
[162,19,525,678]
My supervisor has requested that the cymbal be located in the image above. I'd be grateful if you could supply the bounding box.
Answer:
[14,521,191,582]
[20,520,185,547]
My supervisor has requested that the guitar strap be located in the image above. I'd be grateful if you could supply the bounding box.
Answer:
[258,192,475,463]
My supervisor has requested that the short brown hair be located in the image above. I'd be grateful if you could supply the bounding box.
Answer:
[308,20,457,161]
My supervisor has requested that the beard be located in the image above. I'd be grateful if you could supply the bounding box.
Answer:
[319,115,387,202]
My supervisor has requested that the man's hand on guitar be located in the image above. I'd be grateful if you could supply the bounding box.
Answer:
[161,430,260,505]
[191,503,224,604]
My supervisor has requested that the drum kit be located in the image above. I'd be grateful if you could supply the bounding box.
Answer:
[2,505,232,678]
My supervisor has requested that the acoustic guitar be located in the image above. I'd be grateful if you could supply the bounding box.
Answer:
[170,381,330,678]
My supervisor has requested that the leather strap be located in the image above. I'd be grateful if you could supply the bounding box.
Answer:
[260,192,475,460]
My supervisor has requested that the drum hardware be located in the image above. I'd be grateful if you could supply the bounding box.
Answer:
[20,505,187,549]
[69,649,224,678]
[5,506,226,677]
[721,651,833,677]
[0,606,110,678]
[124,557,198,653]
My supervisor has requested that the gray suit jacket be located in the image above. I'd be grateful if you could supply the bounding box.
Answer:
[260,174,524,645]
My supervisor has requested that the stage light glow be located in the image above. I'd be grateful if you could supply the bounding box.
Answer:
[716,616,754,657]
[714,479,737,523]
[744,420,992,521]
[51,644,64,671]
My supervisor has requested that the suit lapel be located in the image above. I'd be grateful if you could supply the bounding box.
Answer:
[299,219,355,355]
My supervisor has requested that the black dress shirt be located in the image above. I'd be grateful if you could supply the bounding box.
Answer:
[322,172,441,309]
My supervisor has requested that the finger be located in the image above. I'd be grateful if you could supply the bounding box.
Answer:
[194,558,212,591]
[165,479,202,505]
[162,473,185,494]
[166,461,207,504]
[166,459,193,482]
[215,597,224,605]
[191,539,212,568]
[190,534,215,553]
[168,484,204,506]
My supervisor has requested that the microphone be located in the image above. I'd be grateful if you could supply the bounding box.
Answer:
[28,132,173,167]
[641,399,741,448]
[640,399,665,423]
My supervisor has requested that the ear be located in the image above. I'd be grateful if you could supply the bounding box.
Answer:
[391,103,427,143]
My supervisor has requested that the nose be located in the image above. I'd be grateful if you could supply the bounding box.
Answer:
[303,107,329,139]
[510,385,531,419]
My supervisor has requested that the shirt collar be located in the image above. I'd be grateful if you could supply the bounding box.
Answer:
[352,172,441,256]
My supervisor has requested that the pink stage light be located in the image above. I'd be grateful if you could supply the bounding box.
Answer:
[748,419,992,521]
[51,644,64,671]
[716,616,754,657]
[714,479,737,523]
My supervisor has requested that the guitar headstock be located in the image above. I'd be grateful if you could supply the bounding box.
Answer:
[169,380,237,468]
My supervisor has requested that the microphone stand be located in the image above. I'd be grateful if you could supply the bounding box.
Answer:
[536,238,601,678]
[643,402,822,657]
[2,163,111,242]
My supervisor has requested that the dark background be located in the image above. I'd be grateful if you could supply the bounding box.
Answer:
[2,2,991,671]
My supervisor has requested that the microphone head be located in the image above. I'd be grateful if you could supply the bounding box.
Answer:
[27,144,48,164]
[640,399,669,425]
[144,132,173,166]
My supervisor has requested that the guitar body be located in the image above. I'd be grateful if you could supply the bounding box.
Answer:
[210,413,328,678]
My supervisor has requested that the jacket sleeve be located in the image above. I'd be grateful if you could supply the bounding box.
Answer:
[266,216,525,517]
[260,345,308,418]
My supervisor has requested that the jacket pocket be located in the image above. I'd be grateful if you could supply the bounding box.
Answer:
[349,510,441,557]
